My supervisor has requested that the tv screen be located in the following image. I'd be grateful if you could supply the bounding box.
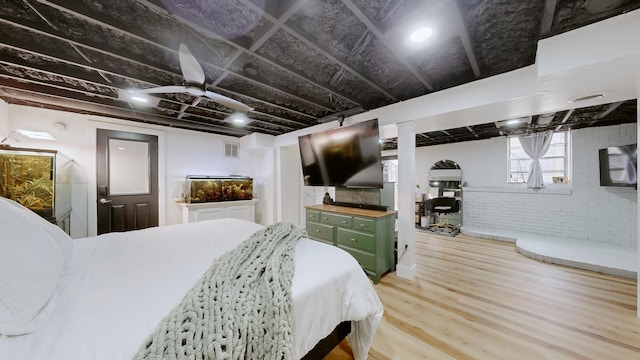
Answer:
[598,144,637,187]
[298,119,383,188]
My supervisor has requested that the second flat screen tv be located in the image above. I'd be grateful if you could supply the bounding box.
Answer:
[298,119,383,188]
[598,144,637,187]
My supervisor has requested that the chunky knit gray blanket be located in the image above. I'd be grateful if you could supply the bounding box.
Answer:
[134,222,304,360]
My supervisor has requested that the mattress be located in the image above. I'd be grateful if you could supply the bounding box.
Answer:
[0,218,383,360]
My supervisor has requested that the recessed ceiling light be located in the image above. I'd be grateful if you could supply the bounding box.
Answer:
[409,27,433,43]
[506,119,521,125]
[15,129,56,140]
[118,89,160,107]
[569,93,606,103]
[226,112,249,125]
[130,95,148,103]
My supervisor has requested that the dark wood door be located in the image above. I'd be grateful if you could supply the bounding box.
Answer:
[96,129,158,235]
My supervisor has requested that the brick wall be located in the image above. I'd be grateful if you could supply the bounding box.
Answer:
[463,123,637,247]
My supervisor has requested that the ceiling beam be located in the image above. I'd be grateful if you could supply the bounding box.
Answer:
[555,109,574,131]
[341,0,434,91]
[0,75,288,136]
[587,101,624,126]
[250,0,399,101]
[33,1,344,113]
[202,1,304,121]
[130,0,362,109]
[453,1,481,77]
[0,85,253,136]
[0,33,317,128]
[539,0,558,37]
[466,126,480,138]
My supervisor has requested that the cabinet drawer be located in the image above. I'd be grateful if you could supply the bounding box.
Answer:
[306,221,334,243]
[306,210,321,222]
[337,228,376,252]
[320,212,352,228]
[352,217,376,234]
[340,247,376,272]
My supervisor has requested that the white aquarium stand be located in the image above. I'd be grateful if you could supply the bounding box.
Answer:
[180,199,258,223]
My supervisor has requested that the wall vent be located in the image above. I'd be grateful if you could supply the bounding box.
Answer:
[224,142,239,158]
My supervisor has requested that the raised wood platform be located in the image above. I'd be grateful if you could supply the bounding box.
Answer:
[462,226,637,279]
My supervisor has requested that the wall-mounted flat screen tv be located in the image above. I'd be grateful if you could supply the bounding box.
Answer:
[598,144,637,187]
[298,119,383,188]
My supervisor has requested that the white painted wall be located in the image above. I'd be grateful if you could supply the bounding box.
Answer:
[0,100,9,136]
[241,147,275,225]
[6,106,94,238]
[418,123,637,247]
[414,136,506,191]
[164,130,250,227]
[3,105,256,237]
[277,145,304,226]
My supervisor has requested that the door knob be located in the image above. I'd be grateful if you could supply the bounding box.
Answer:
[99,198,112,204]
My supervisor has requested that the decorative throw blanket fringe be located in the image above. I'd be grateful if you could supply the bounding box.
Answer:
[134,222,304,360]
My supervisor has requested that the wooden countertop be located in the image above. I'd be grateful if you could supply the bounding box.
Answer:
[305,204,396,219]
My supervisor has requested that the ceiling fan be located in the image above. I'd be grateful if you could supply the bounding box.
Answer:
[122,43,253,113]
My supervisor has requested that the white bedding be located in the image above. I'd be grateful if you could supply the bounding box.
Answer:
[0,218,383,360]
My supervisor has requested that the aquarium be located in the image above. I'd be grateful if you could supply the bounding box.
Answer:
[185,175,253,203]
[0,148,56,218]
[0,147,72,233]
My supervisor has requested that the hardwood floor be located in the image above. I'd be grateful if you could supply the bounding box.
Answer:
[326,231,639,359]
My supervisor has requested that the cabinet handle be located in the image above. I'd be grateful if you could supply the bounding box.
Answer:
[315,229,320,233]
[350,238,356,242]
[341,220,346,224]
[359,224,365,227]
[323,217,327,220]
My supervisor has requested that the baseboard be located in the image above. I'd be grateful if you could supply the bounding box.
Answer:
[396,263,416,280]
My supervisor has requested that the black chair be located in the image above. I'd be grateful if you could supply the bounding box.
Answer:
[424,197,460,229]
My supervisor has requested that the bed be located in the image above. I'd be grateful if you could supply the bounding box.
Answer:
[0,197,383,360]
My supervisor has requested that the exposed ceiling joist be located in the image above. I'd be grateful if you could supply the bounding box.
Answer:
[0,0,635,143]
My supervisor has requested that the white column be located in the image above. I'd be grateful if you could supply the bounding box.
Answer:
[396,121,416,279]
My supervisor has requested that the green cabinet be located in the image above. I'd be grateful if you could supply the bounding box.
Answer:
[305,205,396,284]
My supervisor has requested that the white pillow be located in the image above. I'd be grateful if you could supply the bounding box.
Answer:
[1,197,73,269]
[0,197,66,335]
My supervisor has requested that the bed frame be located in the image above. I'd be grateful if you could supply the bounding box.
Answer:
[301,321,351,359]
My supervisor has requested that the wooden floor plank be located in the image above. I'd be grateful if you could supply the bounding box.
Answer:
[325,231,640,359]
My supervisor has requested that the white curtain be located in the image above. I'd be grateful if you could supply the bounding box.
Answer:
[518,132,553,188]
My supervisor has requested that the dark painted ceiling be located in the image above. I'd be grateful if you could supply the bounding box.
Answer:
[0,0,638,147]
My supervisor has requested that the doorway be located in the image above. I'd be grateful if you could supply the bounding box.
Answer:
[96,129,159,234]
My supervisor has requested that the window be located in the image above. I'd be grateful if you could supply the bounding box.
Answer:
[508,131,570,184]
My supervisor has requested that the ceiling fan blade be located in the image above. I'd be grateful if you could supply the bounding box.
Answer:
[134,85,187,94]
[179,43,206,85]
[204,90,253,112]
